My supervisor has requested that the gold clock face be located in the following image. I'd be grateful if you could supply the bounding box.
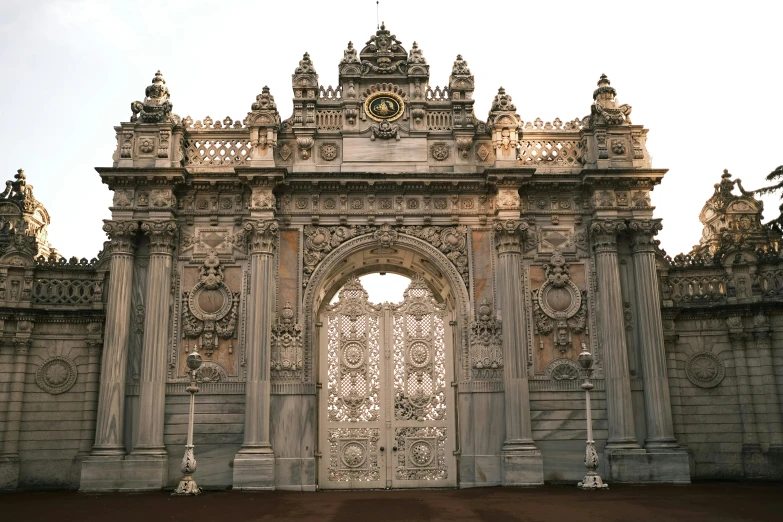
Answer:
[364,92,405,122]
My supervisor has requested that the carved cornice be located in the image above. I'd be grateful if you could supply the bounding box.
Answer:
[629,219,663,254]
[589,219,626,253]
[140,220,178,255]
[102,220,139,255]
[244,220,279,254]
[493,219,529,255]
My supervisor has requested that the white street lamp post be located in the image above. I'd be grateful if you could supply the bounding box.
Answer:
[577,343,608,490]
[173,348,203,495]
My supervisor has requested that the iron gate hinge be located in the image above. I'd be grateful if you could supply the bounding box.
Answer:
[314,452,322,458]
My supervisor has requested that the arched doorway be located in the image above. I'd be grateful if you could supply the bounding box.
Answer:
[305,236,468,489]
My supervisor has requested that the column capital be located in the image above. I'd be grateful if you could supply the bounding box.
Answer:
[589,219,626,253]
[493,219,529,254]
[140,220,178,255]
[102,220,139,255]
[245,220,279,254]
[12,337,31,355]
[628,219,663,253]
[85,339,103,356]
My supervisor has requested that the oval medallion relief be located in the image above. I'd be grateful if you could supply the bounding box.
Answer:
[364,92,405,122]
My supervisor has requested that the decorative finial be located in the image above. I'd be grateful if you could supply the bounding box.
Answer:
[722,168,732,179]
[130,69,173,123]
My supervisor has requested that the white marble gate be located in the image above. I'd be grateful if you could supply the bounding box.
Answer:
[318,275,457,489]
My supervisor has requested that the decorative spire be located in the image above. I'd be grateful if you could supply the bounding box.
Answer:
[592,73,616,101]
[408,41,426,64]
[251,86,278,111]
[340,41,360,64]
[588,73,632,127]
[130,70,174,123]
[490,87,516,113]
[452,54,471,76]
[295,52,317,75]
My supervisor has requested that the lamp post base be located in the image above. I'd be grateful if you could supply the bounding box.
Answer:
[578,471,609,490]
[173,476,201,496]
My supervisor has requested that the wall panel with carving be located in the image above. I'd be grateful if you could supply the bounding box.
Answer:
[529,253,589,378]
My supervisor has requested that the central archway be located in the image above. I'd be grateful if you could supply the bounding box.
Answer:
[302,232,471,488]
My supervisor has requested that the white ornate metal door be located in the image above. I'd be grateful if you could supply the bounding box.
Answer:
[318,275,456,489]
[388,276,456,488]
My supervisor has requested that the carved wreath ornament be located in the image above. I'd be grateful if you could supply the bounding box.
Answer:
[181,251,239,358]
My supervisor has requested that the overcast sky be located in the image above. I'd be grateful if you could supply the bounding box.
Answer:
[1,0,780,260]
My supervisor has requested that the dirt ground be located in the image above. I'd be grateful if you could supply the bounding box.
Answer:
[2,483,781,522]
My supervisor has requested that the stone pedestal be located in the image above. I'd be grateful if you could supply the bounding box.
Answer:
[501,450,544,486]
[233,453,276,491]
[80,455,168,492]
[606,449,690,483]
[0,456,19,490]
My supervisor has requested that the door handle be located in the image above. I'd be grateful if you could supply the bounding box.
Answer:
[392,446,398,451]
[380,446,385,452]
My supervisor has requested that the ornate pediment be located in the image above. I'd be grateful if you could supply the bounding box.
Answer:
[358,23,408,76]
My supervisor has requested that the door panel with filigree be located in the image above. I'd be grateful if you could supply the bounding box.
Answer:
[318,276,456,489]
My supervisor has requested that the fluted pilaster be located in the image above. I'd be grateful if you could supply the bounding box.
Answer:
[1,338,31,457]
[751,319,783,446]
[78,339,103,455]
[493,220,536,451]
[133,220,177,455]
[728,327,759,447]
[590,219,639,449]
[240,220,278,452]
[629,220,678,449]
[92,220,138,455]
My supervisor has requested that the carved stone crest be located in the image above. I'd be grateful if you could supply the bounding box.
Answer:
[181,251,239,357]
[271,302,303,380]
[470,299,502,378]
[532,252,586,353]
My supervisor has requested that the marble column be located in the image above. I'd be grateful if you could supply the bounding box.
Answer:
[132,221,177,456]
[233,220,278,490]
[589,220,639,449]
[493,219,543,486]
[90,221,138,455]
[629,220,678,449]
[80,221,138,491]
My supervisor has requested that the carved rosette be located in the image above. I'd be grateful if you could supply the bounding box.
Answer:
[245,220,279,254]
[271,302,303,381]
[140,220,178,255]
[493,220,529,255]
[588,219,626,253]
[532,253,587,354]
[628,219,663,253]
[250,188,276,210]
[36,355,78,394]
[103,220,140,255]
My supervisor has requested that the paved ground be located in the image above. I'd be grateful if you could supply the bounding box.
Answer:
[2,483,781,522]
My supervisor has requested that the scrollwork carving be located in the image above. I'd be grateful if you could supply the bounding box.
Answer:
[103,220,139,255]
[470,299,502,377]
[271,302,303,381]
[399,225,469,288]
[303,225,375,287]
